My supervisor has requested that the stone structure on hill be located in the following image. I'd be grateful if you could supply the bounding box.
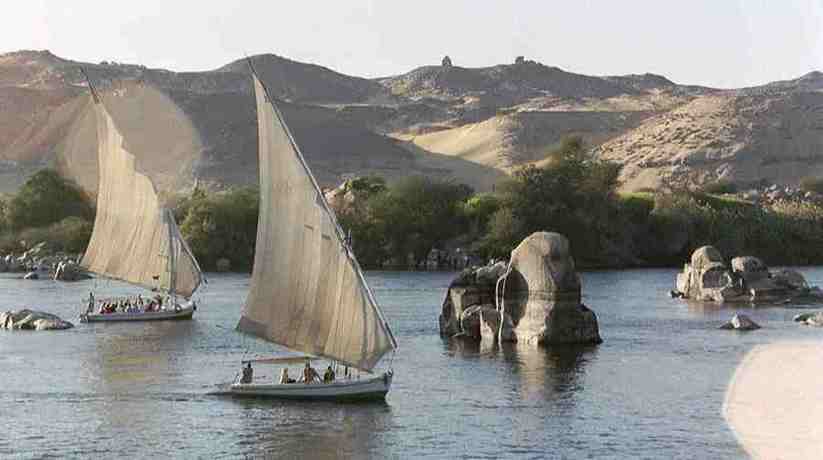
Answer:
[439,232,602,346]
[672,245,823,303]
[441,55,453,67]
[0,309,74,330]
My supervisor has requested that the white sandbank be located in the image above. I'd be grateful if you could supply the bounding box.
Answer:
[724,341,823,459]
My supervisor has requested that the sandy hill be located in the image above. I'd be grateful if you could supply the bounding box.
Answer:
[596,87,823,191]
[0,50,502,194]
[397,110,652,171]
[1,49,822,195]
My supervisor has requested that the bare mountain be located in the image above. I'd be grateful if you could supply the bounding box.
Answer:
[0,50,503,194]
[1,49,822,196]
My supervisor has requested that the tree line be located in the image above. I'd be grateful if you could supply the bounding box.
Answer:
[5,140,823,271]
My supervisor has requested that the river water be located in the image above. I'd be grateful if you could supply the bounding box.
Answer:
[2,268,823,459]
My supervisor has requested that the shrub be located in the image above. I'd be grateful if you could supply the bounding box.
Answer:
[7,169,92,231]
[701,180,738,195]
[179,187,259,271]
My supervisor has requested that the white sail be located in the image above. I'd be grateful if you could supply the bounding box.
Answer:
[81,99,203,298]
[238,74,396,371]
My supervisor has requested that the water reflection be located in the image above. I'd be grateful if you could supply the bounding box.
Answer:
[86,320,199,394]
[231,399,392,458]
[443,337,597,404]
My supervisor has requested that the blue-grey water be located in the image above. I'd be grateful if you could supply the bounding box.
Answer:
[2,268,823,459]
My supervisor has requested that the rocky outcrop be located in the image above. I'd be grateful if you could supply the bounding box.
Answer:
[672,246,823,303]
[1,242,87,280]
[719,314,761,331]
[794,312,823,327]
[0,309,74,330]
[439,232,602,347]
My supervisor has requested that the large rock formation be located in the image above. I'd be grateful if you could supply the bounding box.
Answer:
[0,309,74,330]
[439,232,602,346]
[673,246,823,303]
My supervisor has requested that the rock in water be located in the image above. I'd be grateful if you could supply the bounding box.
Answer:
[719,314,761,331]
[0,309,74,330]
[793,312,816,322]
[799,312,823,327]
[439,232,602,347]
[503,232,602,345]
[673,246,823,303]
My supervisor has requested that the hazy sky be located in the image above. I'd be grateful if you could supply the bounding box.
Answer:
[3,1,822,88]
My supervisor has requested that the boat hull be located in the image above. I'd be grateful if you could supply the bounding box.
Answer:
[80,302,196,323]
[223,372,392,402]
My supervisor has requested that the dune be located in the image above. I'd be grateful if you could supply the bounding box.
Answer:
[723,341,823,459]
[405,110,650,172]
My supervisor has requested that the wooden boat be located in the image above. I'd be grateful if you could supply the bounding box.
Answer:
[220,61,397,401]
[223,371,392,402]
[77,69,205,323]
[81,300,196,322]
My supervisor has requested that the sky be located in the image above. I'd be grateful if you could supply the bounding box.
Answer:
[2,0,822,88]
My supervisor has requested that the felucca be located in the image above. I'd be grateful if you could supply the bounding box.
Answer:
[222,62,397,401]
[78,70,205,323]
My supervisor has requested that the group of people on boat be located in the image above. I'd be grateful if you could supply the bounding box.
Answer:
[87,292,173,315]
[239,361,345,385]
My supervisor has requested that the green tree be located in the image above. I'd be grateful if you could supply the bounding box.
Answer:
[369,176,472,266]
[482,136,623,262]
[7,169,93,231]
[179,186,259,271]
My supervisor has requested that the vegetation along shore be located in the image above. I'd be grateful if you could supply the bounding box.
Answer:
[3,136,823,272]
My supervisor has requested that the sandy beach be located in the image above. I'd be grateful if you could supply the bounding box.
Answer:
[724,341,823,459]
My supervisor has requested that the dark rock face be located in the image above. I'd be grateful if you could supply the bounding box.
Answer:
[673,246,823,303]
[439,232,601,347]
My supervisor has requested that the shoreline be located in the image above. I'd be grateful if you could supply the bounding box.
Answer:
[723,340,823,459]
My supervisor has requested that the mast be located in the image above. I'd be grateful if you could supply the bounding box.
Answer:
[246,58,397,350]
[79,67,101,104]
[165,208,177,305]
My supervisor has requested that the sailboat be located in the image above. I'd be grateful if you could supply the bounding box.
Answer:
[222,62,397,401]
[78,70,205,323]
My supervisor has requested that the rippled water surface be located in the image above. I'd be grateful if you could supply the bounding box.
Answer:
[3,268,823,458]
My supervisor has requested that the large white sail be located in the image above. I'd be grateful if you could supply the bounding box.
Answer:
[238,74,396,371]
[81,98,203,298]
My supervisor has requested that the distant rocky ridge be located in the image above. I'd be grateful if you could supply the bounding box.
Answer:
[1,49,823,194]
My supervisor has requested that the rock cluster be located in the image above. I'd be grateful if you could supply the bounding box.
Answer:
[0,242,88,281]
[672,245,823,303]
[439,232,602,347]
[0,309,74,330]
[741,184,823,206]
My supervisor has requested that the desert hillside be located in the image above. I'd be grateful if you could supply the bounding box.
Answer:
[0,49,822,195]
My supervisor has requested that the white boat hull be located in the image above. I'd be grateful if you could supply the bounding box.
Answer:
[80,301,196,323]
[221,372,392,401]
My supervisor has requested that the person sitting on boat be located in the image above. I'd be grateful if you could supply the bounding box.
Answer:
[240,362,253,384]
[303,361,320,384]
[279,368,295,384]
[136,295,144,308]
[323,365,335,383]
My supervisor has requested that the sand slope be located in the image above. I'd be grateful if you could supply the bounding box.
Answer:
[724,341,823,459]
